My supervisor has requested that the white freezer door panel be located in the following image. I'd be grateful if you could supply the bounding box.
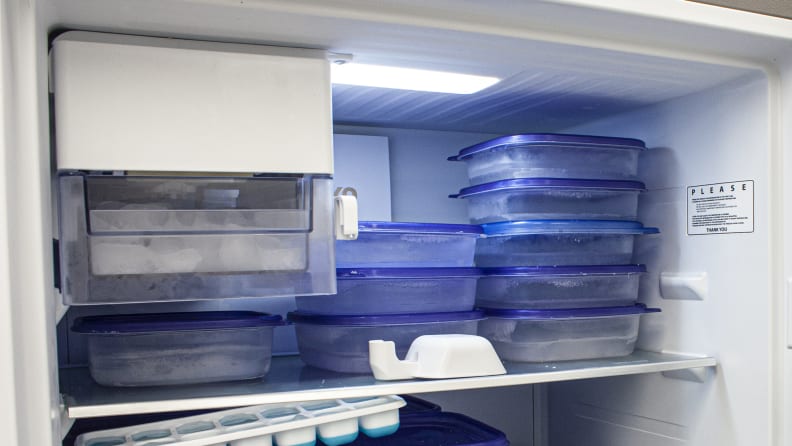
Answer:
[51,31,334,174]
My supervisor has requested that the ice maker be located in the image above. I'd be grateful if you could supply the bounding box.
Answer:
[51,31,351,304]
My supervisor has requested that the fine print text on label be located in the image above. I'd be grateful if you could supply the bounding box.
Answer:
[687,180,754,235]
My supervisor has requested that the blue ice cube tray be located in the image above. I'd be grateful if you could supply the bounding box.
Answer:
[75,395,405,446]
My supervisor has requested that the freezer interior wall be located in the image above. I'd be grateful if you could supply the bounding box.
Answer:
[549,73,772,446]
[55,72,773,446]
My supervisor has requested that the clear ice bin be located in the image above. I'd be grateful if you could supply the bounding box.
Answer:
[58,174,336,304]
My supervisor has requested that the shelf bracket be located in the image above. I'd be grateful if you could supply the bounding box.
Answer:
[659,350,715,382]
[58,395,75,441]
[661,367,712,383]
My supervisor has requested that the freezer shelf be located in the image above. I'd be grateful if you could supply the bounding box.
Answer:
[60,351,715,419]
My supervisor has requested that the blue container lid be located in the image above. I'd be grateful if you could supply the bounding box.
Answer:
[481,220,660,235]
[72,311,284,334]
[337,267,483,279]
[450,178,646,199]
[399,395,442,415]
[480,303,660,320]
[449,133,646,161]
[356,221,483,235]
[287,310,485,326]
[348,412,508,446]
[482,264,647,276]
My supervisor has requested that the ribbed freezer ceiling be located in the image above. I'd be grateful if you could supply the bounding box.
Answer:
[332,66,745,134]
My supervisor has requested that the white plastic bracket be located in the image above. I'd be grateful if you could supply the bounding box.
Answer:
[54,291,69,325]
[659,272,708,300]
[334,195,358,240]
[58,395,75,440]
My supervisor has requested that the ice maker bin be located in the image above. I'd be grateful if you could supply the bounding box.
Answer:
[51,32,340,305]
[59,173,336,304]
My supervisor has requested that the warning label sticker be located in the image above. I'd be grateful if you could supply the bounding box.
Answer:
[687,180,754,235]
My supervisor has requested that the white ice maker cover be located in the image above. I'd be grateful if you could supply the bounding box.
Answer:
[51,31,333,174]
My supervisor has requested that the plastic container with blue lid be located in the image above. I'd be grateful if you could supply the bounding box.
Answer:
[478,304,660,362]
[288,311,484,374]
[448,133,646,185]
[336,221,483,268]
[451,178,646,224]
[474,220,659,267]
[296,268,482,315]
[399,395,442,415]
[476,265,646,309]
[347,412,509,446]
[72,311,285,387]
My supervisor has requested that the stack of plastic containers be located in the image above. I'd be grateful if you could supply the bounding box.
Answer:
[291,222,485,374]
[449,133,660,362]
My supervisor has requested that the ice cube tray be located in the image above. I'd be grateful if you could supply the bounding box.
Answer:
[74,395,405,446]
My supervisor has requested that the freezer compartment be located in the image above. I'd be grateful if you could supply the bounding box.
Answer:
[478,305,659,362]
[336,222,482,268]
[288,311,483,374]
[58,174,336,304]
[474,220,659,267]
[72,311,284,386]
[449,133,645,185]
[476,265,645,309]
[296,268,481,315]
[452,178,645,224]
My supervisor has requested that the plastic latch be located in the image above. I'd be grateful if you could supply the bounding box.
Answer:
[335,195,359,240]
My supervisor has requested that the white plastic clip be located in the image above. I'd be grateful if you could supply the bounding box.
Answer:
[334,195,359,240]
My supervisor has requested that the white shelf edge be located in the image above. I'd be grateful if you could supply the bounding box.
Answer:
[63,351,716,419]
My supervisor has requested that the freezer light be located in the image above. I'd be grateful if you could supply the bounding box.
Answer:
[331,63,500,94]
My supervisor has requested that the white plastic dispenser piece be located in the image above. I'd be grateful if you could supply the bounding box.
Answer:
[335,195,359,240]
[369,334,507,381]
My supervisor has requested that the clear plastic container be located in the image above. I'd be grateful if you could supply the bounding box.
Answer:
[478,305,660,362]
[448,133,645,185]
[58,173,336,304]
[296,268,482,315]
[288,311,483,374]
[72,311,284,386]
[474,220,659,267]
[347,412,508,446]
[336,222,482,267]
[450,178,645,224]
[476,265,646,309]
